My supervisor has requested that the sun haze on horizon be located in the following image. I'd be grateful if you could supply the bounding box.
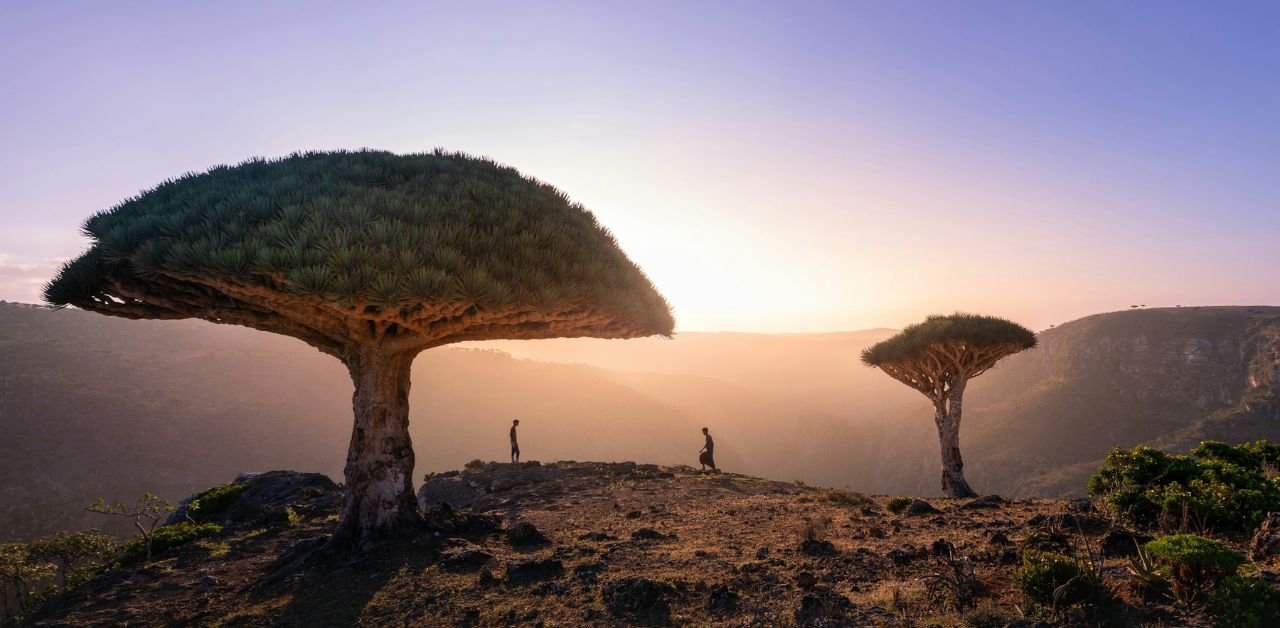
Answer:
[1,2,1277,333]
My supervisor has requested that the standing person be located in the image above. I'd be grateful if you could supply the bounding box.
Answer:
[699,427,717,472]
[510,419,521,463]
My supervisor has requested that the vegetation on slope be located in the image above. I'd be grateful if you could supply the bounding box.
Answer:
[9,451,1280,627]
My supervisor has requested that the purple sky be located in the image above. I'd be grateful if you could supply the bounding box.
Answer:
[1,1,1277,331]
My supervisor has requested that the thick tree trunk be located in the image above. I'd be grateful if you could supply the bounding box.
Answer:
[934,381,978,498]
[330,348,422,548]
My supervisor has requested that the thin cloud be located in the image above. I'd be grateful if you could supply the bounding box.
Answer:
[0,254,66,305]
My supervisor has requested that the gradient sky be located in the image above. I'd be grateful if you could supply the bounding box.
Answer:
[1,1,1277,332]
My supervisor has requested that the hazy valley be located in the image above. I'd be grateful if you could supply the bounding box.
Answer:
[3,302,1277,542]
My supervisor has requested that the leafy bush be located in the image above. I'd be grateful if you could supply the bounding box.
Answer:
[1088,440,1280,531]
[27,530,117,586]
[1013,551,1102,608]
[121,522,224,562]
[1209,575,1280,628]
[85,492,173,561]
[187,483,248,520]
[885,497,912,514]
[1144,534,1245,607]
[0,542,56,616]
[817,489,873,508]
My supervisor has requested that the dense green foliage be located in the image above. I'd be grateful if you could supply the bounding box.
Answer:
[1,531,118,621]
[1144,535,1246,607]
[27,530,117,584]
[121,522,224,563]
[1012,551,1101,607]
[187,483,248,520]
[885,496,912,514]
[1087,440,1280,530]
[1209,576,1280,627]
[860,313,1036,368]
[1144,535,1247,571]
[44,149,672,338]
[814,489,874,508]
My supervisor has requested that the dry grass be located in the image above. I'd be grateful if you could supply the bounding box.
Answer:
[26,462,1233,627]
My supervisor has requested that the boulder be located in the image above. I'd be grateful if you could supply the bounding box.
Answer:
[603,578,675,622]
[416,473,482,510]
[707,584,739,615]
[165,470,339,527]
[631,528,675,541]
[800,539,838,556]
[423,502,501,535]
[506,521,549,546]
[441,545,493,571]
[1249,512,1280,561]
[888,547,917,566]
[930,538,955,556]
[906,499,941,516]
[572,561,607,584]
[795,587,858,627]
[959,495,1006,510]
[504,558,564,584]
[1100,529,1154,558]
[1066,497,1095,513]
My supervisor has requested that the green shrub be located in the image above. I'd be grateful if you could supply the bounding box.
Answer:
[885,497,912,514]
[1209,575,1280,628]
[1088,440,1280,531]
[121,522,224,562]
[818,489,874,508]
[1012,551,1101,608]
[187,483,248,520]
[1144,534,1245,607]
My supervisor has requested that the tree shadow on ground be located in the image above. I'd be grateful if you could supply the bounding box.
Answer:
[253,537,440,627]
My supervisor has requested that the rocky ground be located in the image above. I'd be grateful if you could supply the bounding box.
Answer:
[23,462,1265,626]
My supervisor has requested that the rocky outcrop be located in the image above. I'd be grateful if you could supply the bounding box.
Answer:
[417,461,680,512]
[166,470,339,527]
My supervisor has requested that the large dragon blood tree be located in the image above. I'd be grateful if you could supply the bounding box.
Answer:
[44,150,675,546]
[861,314,1036,498]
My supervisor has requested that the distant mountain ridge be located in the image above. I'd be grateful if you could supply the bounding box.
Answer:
[1,301,1277,541]
[964,305,1280,495]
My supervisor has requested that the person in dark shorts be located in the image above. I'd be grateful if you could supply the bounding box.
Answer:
[699,427,717,472]
[510,419,521,463]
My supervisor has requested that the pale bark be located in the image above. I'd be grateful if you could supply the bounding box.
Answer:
[330,348,422,547]
[934,380,977,498]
